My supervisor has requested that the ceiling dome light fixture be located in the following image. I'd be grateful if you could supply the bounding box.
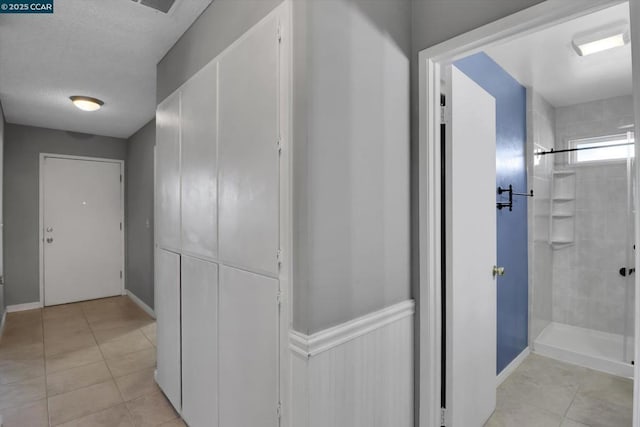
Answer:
[69,96,104,112]
[572,24,630,57]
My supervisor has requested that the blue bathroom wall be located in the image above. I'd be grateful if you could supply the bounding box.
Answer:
[455,52,528,374]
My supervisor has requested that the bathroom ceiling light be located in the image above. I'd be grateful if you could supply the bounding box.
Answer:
[70,96,104,112]
[572,26,629,56]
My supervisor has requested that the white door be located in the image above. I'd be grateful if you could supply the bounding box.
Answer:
[446,66,497,426]
[218,14,279,278]
[156,91,182,253]
[155,248,181,412]
[181,256,218,427]
[181,61,218,261]
[42,156,123,306]
[219,265,279,427]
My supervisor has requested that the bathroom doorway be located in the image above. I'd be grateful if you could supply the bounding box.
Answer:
[418,0,639,426]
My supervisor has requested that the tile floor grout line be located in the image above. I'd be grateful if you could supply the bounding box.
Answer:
[563,390,579,417]
[40,305,53,427]
[49,300,124,427]
[84,297,150,426]
[1,298,162,426]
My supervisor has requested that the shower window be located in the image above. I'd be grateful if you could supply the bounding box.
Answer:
[569,132,635,164]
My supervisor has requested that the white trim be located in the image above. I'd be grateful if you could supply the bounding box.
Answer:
[289,300,415,359]
[417,1,628,426]
[6,302,41,312]
[290,306,414,427]
[39,153,126,307]
[126,290,156,319]
[277,3,293,427]
[496,347,530,387]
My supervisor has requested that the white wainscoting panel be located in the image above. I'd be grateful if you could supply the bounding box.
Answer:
[290,300,414,427]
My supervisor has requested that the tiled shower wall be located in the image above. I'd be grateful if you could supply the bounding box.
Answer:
[527,89,555,341]
[551,95,635,336]
[554,95,635,165]
[551,164,631,335]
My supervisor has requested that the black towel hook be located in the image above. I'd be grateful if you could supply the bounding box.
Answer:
[496,184,534,211]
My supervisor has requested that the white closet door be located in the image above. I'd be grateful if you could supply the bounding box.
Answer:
[219,266,279,427]
[181,62,218,260]
[218,15,280,277]
[156,92,182,252]
[155,249,181,412]
[181,256,218,427]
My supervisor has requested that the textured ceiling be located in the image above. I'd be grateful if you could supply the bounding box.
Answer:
[485,3,631,107]
[0,0,211,138]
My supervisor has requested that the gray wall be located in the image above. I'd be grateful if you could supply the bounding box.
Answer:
[3,124,126,306]
[292,0,411,334]
[157,0,283,102]
[125,119,155,309]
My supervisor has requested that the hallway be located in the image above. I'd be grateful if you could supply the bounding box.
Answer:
[0,297,181,426]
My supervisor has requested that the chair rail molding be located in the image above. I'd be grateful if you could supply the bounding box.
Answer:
[290,300,415,427]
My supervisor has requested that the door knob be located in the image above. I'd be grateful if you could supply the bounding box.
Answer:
[493,266,505,277]
[46,237,53,244]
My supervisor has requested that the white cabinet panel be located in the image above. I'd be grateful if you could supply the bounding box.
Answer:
[218,16,280,276]
[181,256,218,427]
[181,62,218,260]
[156,93,182,251]
[155,249,181,412]
[219,266,279,427]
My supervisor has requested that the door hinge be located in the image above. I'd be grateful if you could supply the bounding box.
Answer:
[277,401,282,419]
[277,25,282,43]
[441,407,447,426]
[120,271,123,279]
[440,105,447,124]
[120,174,122,182]
[120,222,123,231]
[276,139,282,155]
[276,248,282,265]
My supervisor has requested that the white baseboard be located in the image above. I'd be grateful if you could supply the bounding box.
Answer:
[126,290,155,319]
[497,347,530,386]
[291,300,415,427]
[6,302,41,312]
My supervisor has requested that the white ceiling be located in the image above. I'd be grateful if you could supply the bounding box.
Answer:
[0,0,211,138]
[485,2,632,107]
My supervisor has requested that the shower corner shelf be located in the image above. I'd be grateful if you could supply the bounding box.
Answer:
[549,170,576,247]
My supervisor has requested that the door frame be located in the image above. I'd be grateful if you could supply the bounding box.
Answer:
[39,153,126,307]
[417,0,637,426]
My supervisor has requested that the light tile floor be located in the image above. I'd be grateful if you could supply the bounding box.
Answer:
[485,353,633,427]
[0,296,185,427]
